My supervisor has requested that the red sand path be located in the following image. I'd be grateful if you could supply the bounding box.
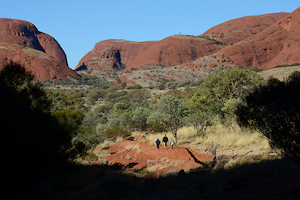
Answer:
[93,139,211,178]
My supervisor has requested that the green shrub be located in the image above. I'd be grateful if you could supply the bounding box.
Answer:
[107,93,119,101]
[102,126,131,139]
[71,127,100,154]
[127,84,142,89]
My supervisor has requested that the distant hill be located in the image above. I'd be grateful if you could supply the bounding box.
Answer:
[219,7,300,69]
[0,18,77,81]
[76,11,291,73]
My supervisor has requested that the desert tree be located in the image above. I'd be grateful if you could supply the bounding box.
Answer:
[235,72,300,159]
[147,95,188,143]
[0,62,74,191]
[202,68,264,103]
[188,93,221,137]
[132,107,151,131]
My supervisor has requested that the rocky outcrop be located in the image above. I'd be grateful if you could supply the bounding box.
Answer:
[76,12,290,72]
[76,35,222,71]
[0,18,77,81]
[218,7,300,69]
[76,39,156,71]
[200,12,288,46]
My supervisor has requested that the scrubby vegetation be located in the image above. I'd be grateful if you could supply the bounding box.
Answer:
[4,62,300,199]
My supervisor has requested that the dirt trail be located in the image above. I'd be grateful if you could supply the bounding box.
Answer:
[93,139,212,178]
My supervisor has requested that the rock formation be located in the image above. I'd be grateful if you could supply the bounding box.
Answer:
[76,12,290,72]
[200,12,288,46]
[0,18,77,81]
[218,8,300,69]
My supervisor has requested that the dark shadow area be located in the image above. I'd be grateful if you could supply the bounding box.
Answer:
[76,63,87,71]
[124,162,139,169]
[11,157,300,200]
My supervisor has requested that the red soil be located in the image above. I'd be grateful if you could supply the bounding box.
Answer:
[93,139,211,178]
[119,73,137,85]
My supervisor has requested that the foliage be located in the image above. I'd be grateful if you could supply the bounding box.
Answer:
[44,73,112,88]
[132,107,151,131]
[107,93,119,101]
[0,62,73,190]
[0,61,52,112]
[47,89,85,111]
[71,127,100,154]
[147,95,188,143]
[121,81,127,89]
[188,93,221,137]
[155,81,166,90]
[221,98,245,125]
[126,84,142,89]
[235,72,300,159]
[52,109,85,136]
[274,63,300,68]
[82,110,108,131]
[53,109,102,154]
[202,68,264,103]
[102,126,131,139]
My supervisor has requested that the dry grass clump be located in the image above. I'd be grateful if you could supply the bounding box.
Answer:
[94,149,110,159]
[173,124,270,150]
[133,123,270,151]
[125,144,140,151]
[201,125,270,150]
[115,136,125,143]
[131,131,146,140]
[147,164,168,173]
[223,156,253,170]
[96,139,115,148]
[169,160,185,167]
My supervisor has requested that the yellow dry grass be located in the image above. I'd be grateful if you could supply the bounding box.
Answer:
[146,164,168,173]
[132,124,270,151]
[125,144,140,151]
[93,149,110,159]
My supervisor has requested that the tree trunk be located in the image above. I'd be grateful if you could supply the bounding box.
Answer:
[173,129,178,144]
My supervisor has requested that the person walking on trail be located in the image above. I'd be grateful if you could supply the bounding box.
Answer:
[162,134,169,149]
[156,138,161,150]
[170,139,175,149]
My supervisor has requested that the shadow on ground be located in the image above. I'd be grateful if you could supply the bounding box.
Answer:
[10,157,300,200]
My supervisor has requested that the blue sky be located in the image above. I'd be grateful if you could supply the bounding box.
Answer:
[1,0,299,69]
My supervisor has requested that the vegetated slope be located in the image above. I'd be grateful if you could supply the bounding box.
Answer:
[259,65,300,81]
[76,12,289,73]
[0,18,77,81]
[218,7,300,69]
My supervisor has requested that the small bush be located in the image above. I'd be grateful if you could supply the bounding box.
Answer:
[102,126,131,139]
[127,84,142,89]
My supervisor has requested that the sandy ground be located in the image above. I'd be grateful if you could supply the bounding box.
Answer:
[92,136,270,178]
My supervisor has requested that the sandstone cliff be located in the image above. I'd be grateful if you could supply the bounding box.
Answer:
[0,18,77,81]
[76,12,290,72]
[218,8,300,69]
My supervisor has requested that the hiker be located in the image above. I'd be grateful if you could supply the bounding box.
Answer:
[156,138,161,150]
[162,134,169,149]
[170,139,175,149]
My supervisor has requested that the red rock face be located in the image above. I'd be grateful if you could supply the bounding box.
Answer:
[76,12,290,72]
[200,12,288,46]
[76,39,156,71]
[219,8,300,69]
[0,18,77,81]
[76,35,222,71]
